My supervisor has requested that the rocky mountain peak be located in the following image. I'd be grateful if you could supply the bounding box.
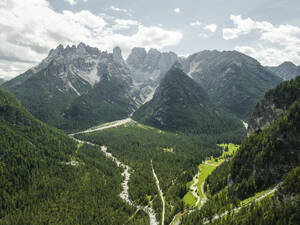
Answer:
[113,46,125,65]
[126,47,147,66]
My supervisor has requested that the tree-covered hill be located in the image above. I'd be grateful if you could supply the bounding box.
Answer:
[0,88,147,224]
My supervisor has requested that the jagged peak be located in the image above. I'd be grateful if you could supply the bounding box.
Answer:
[112,46,125,64]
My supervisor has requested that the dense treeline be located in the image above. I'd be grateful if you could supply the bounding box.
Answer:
[75,121,242,224]
[0,88,148,224]
[209,166,300,225]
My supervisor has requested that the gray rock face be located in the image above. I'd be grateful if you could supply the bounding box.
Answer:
[266,61,300,80]
[126,47,178,82]
[113,46,125,65]
[126,47,147,68]
[126,47,178,103]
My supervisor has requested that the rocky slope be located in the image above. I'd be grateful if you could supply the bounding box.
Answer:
[2,43,139,132]
[180,50,282,120]
[248,76,300,134]
[133,63,245,135]
[266,61,300,80]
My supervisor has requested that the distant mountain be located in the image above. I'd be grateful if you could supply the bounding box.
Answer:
[181,50,283,120]
[133,63,245,135]
[126,47,178,102]
[2,43,140,132]
[248,76,300,133]
[266,61,300,80]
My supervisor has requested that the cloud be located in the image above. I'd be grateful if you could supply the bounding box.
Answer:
[204,24,217,32]
[0,0,182,79]
[65,0,88,6]
[106,6,132,16]
[223,15,300,65]
[190,21,201,26]
[174,8,181,13]
[112,19,140,30]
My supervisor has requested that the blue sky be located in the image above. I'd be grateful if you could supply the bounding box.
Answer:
[0,0,300,79]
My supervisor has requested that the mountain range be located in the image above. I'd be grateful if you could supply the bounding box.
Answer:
[1,43,287,132]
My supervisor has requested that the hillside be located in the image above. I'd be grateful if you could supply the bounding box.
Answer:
[133,64,245,135]
[248,76,300,133]
[181,50,282,120]
[181,79,300,225]
[0,87,149,224]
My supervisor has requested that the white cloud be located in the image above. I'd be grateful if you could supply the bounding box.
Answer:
[223,15,300,65]
[174,8,181,13]
[204,24,217,32]
[112,19,140,30]
[190,21,201,26]
[235,46,300,66]
[0,0,182,78]
[106,6,132,16]
[65,0,88,6]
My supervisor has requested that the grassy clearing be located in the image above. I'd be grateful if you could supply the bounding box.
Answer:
[183,143,239,207]
[183,192,197,207]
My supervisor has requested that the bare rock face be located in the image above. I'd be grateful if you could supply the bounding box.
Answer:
[126,47,178,103]
[126,47,177,83]
[247,76,300,134]
[113,46,125,65]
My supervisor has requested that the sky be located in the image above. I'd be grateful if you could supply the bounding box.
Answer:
[0,0,300,79]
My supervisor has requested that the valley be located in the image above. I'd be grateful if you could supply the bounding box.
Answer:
[0,42,299,225]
